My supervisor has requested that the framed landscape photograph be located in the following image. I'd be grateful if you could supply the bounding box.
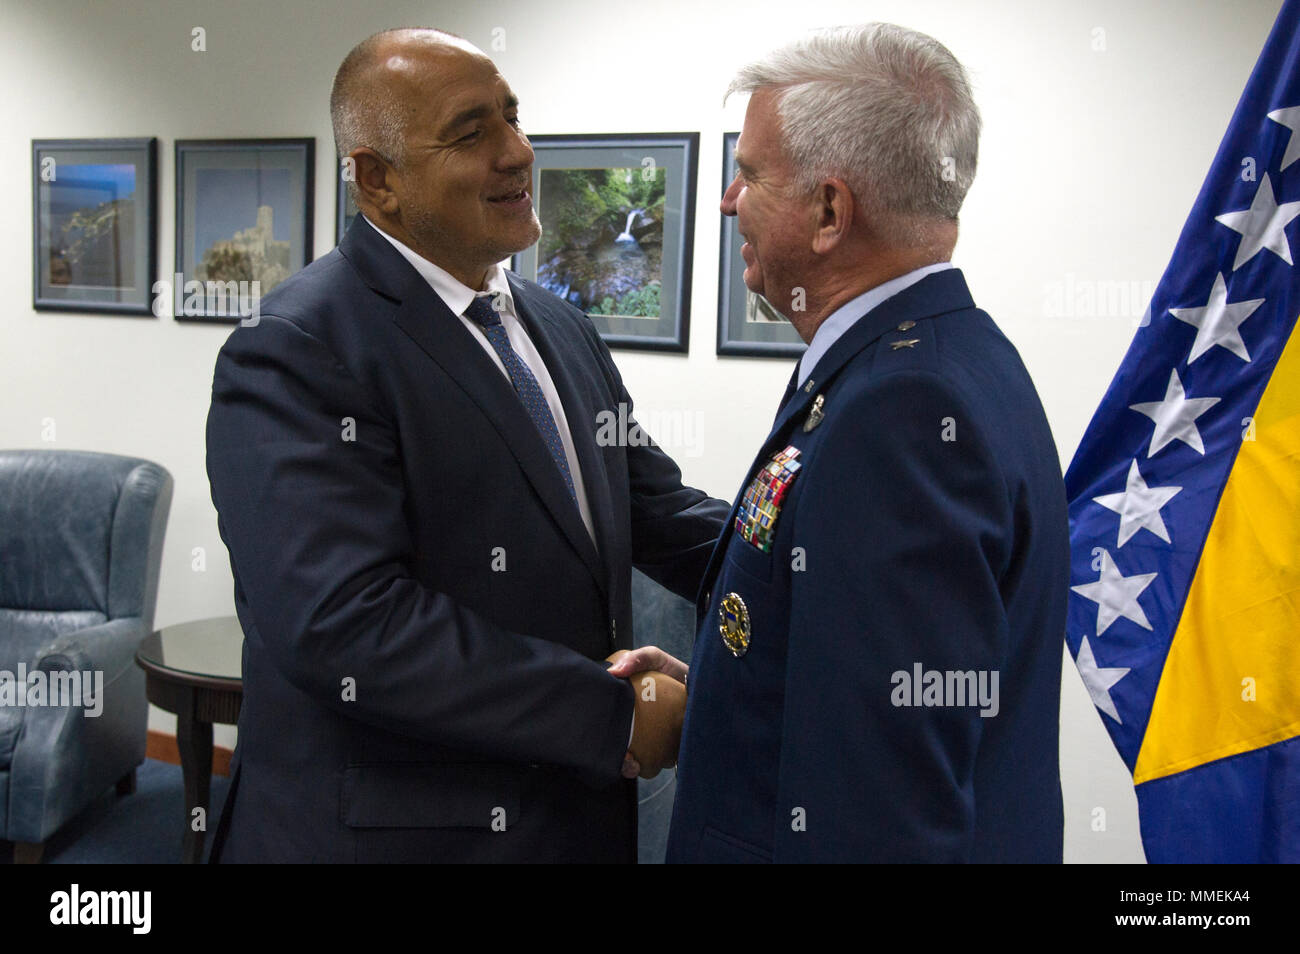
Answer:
[513,133,698,352]
[336,156,358,244]
[717,132,806,357]
[32,138,157,315]
[174,138,314,322]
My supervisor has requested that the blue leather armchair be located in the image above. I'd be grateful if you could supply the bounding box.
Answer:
[0,450,172,862]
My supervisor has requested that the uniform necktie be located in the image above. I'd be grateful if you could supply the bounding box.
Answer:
[464,295,578,503]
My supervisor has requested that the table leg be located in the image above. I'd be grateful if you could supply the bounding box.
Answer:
[176,690,213,864]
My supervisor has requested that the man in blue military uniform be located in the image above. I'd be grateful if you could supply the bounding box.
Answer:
[613,23,1068,861]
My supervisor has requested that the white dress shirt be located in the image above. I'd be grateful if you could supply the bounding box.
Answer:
[797,262,954,387]
[364,216,598,547]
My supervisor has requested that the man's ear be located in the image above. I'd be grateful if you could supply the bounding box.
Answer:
[352,149,400,216]
[811,177,854,255]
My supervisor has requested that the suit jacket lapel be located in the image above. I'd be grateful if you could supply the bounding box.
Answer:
[697,268,978,604]
[340,221,606,597]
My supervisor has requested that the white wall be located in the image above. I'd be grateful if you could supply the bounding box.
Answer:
[1,0,1282,862]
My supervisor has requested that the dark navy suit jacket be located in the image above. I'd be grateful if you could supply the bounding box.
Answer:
[205,218,726,862]
[667,269,1068,862]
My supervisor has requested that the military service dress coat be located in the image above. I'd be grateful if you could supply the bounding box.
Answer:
[667,268,1069,862]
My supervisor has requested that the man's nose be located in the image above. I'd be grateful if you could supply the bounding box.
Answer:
[503,125,534,171]
[720,174,741,216]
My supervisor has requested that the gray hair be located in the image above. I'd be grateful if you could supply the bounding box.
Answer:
[727,23,980,241]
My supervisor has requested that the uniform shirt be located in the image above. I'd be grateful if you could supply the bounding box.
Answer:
[364,216,597,547]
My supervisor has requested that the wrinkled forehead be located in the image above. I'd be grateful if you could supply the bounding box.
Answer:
[735,89,786,164]
[378,43,509,125]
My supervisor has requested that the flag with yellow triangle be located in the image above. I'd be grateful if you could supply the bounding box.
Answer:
[1065,0,1300,862]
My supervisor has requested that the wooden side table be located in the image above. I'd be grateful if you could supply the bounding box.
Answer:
[135,616,244,864]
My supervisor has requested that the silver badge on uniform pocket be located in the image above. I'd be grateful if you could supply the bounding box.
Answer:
[803,394,825,432]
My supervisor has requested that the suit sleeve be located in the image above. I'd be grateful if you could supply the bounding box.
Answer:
[773,370,1013,861]
[588,333,729,601]
[206,315,633,784]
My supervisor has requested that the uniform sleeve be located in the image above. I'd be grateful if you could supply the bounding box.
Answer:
[773,370,1013,861]
[205,315,633,784]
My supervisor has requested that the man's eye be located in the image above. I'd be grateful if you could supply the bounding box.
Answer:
[457,130,481,144]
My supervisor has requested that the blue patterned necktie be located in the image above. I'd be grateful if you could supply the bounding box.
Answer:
[464,295,578,503]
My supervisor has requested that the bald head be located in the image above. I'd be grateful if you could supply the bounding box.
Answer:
[330,28,486,172]
[327,27,539,287]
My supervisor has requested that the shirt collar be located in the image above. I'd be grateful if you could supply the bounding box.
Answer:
[362,214,514,317]
[797,261,954,386]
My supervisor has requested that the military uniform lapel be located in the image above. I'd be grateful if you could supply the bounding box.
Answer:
[695,269,976,610]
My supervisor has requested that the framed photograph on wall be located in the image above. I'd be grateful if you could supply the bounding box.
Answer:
[717,132,806,357]
[336,156,358,244]
[174,138,314,322]
[512,133,698,352]
[32,138,157,315]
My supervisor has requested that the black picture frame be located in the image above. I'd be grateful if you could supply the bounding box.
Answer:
[717,132,806,357]
[174,137,314,323]
[513,133,698,353]
[32,137,157,315]
[336,155,358,244]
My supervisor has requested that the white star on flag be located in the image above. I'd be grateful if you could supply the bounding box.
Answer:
[1071,549,1157,635]
[1169,272,1261,363]
[1214,172,1300,270]
[1093,459,1182,547]
[1075,635,1130,723]
[1129,369,1220,456]
[1267,104,1300,170]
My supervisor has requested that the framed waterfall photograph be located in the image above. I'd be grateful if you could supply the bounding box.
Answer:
[32,138,157,315]
[174,138,314,322]
[717,132,806,357]
[512,133,698,352]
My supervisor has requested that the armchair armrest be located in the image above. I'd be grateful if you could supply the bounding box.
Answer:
[33,617,148,683]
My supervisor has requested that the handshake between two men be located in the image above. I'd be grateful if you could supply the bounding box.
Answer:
[204,23,1068,864]
[606,647,688,781]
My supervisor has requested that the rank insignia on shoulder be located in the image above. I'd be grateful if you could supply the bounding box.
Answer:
[803,394,825,433]
[890,338,920,350]
[719,592,751,657]
[735,445,802,552]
